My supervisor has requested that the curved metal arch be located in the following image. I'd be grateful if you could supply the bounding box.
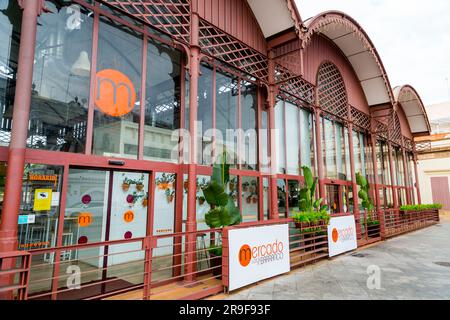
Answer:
[393,85,431,136]
[300,11,395,108]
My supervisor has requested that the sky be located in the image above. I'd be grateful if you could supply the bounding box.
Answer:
[296,0,450,107]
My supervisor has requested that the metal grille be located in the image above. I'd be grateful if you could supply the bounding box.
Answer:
[317,62,348,119]
[351,107,370,131]
[199,19,268,81]
[404,137,413,151]
[389,112,402,146]
[276,64,315,105]
[373,119,388,140]
[101,0,191,43]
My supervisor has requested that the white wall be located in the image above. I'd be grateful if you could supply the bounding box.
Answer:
[417,156,450,205]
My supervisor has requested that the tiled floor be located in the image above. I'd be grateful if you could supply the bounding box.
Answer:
[224,221,450,300]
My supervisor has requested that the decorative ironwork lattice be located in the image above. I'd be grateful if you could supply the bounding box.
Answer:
[389,112,402,146]
[373,119,388,140]
[351,107,370,131]
[101,0,191,43]
[276,64,315,105]
[317,62,348,119]
[415,141,431,153]
[403,137,413,151]
[198,19,268,81]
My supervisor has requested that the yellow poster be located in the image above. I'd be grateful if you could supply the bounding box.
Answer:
[33,189,52,211]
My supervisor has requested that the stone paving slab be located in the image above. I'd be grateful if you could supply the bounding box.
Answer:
[224,222,450,300]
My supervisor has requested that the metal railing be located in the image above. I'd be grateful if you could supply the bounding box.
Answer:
[382,209,439,238]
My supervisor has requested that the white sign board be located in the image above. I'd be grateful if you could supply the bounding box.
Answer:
[228,224,290,291]
[328,215,357,257]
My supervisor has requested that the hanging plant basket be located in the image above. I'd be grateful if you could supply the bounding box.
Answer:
[122,183,130,192]
[136,183,144,191]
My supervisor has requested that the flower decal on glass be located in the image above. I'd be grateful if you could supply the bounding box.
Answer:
[81,194,91,205]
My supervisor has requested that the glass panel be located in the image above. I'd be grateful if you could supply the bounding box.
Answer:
[285,102,299,175]
[195,175,211,231]
[215,70,238,167]
[336,123,346,180]
[262,177,269,220]
[0,0,22,147]
[275,100,285,174]
[93,16,142,159]
[240,81,258,170]
[287,180,300,215]
[352,130,362,175]
[360,133,367,178]
[18,164,63,250]
[241,176,258,222]
[300,108,313,170]
[0,162,5,223]
[152,172,176,282]
[325,184,340,214]
[277,179,286,218]
[197,64,213,165]
[29,1,92,152]
[144,39,182,163]
[382,142,391,185]
[260,109,270,173]
[344,127,351,181]
[323,118,336,178]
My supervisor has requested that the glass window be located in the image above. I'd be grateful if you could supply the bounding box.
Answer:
[196,64,213,165]
[18,164,63,250]
[352,130,362,175]
[215,70,238,167]
[0,162,6,224]
[344,127,351,181]
[275,100,285,174]
[300,108,313,170]
[240,81,258,170]
[241,176,258,222]
[0,0,22,147]
[323,118,336,179]
[285,102,299,175]
[262,177,269,220]
[288,180,300,214]
[29,1,92,152]
[92,16,142,159]
[360,133,367,178]
[260,109,270,173]
[144,39,182,163]
[277,179,286,218]
[336,123,347,180]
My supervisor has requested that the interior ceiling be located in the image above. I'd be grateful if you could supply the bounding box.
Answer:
[393,86,431,135]
[247,0,295,38]
[310,22,391,107]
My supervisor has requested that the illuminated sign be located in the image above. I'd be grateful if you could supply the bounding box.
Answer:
[95,69,136,117]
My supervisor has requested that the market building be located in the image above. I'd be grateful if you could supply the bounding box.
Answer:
[0,0,437,300]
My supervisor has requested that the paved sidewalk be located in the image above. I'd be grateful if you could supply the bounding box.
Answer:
[225,222,450,300]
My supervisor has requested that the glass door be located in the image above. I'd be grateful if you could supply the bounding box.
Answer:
[60,168,150,299]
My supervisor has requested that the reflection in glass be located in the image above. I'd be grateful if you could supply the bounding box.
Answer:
[241,176,258,222]
[197,64,213,165]
[0,0,22,147]
[277,179,286,218]
[285,102,299,175]
[275,100,285,173]
[144,39,182,162]
[29,2,92,152]
[93,16,142,158]
[240,81,258,170]
[215,70,238,166]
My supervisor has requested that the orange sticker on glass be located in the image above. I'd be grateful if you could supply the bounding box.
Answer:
[123,210,135,223]
[78,212,93,227]
[95,69,136,117]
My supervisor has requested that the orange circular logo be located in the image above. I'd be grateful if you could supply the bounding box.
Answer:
[238,244,252,267]
[332,228,339,243]
[123,210,135,223]
[95,69,136,117]
[78,212,93,227]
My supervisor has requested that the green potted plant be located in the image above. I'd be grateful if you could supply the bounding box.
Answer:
[202,151,242,278]
[356,172,380,237]
[291,166,329,229]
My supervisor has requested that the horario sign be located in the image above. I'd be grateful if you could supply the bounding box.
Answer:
[224,223,290,291]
